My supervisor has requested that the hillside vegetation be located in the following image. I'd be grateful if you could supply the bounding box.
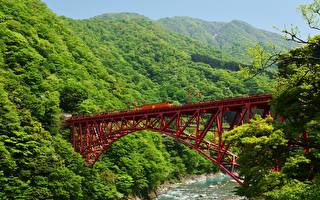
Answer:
[63,17,273,104]
[0,0,276,199]
[92,12,150,21]
[95,13,299,63]
[156,16,299,63]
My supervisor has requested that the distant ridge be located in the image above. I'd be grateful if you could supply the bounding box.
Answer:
[91,12,150,21]
[156,16,299,63]
[92,13,299,63]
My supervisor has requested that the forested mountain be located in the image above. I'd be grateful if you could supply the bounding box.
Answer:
[156,17,299,63]
[0,0,276,199]
[63,17,273,104]
[94,13,298,63]
[92,12,150,21]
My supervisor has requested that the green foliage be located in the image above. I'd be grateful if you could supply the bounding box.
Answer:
[264,178,320,200]
[225,1,320,199]
[156,17,299,64]
[92,12,150,21]
[0,0,280,199]
[64,16,274,105]
[48,167,83,200]
[191,53,250,71]
[226,116,287,196]
[103,132,171,195]
[60,81,88,112]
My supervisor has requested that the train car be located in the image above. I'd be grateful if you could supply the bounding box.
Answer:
[140,101,173,110]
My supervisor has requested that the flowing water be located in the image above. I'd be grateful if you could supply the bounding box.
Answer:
[155,176,245,200]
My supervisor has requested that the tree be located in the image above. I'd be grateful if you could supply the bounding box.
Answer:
[229,1,320,199]
[59,82,88,112]
[225,116,287,197]
[48,167,83,200]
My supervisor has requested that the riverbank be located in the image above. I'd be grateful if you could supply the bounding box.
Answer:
[152,172,246,200]
[152,173,209,198]
[125,172,246,200]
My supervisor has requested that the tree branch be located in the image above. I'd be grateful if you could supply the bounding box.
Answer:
[282,30,320,46]
[278,56,320,62]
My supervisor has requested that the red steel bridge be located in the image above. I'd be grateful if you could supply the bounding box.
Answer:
[66,93,278,185]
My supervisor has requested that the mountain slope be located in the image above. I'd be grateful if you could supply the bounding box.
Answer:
[156,16,299,63]
[93,13,299,63]
[91,12,150,21]
[63,17,274,104]
[0,0,132,198]
[0,1,171,199]
[155,16,222,48]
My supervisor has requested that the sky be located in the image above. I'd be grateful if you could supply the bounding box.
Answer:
[41,0,316,39]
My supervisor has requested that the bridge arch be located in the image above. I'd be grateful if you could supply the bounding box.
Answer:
[66,93,274,185]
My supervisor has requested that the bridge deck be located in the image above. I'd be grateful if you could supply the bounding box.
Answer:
[66,93,273,124]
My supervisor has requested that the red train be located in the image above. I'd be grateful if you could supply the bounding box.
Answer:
[67,101,174,120]
[140,101,173,110]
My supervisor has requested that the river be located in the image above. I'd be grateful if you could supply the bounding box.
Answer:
[155,175,246,200]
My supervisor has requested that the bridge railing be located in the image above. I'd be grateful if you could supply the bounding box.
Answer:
[67,107,137,120]
[66,93,273,120]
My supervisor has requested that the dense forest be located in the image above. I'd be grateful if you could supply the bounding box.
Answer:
[93,13,299,64]
[1,0,317,199]
[61,16,276,106]
[156,16,299,63]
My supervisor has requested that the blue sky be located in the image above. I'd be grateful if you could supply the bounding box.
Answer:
[41,0,315,38]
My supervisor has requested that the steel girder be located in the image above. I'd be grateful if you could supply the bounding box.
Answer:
[67,93,273,185]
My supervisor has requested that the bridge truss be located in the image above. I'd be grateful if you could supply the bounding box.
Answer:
[66,93,274,185]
